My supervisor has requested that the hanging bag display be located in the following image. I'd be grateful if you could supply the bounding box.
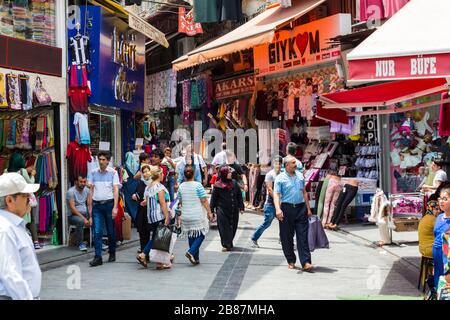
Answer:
[33,76,52,107]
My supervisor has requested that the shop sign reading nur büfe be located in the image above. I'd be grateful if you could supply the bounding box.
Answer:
[253,14,351,77]
[214,74,255,99]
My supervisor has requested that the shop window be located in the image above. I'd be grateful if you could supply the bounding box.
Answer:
[89,112,117,159]
[0,0,56,47]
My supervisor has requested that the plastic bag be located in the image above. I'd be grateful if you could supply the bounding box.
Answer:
[149,233,177,265]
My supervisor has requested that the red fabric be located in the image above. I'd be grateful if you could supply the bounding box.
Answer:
[322,78,447,106]
[439,92,450,137]
[160,164,168,184]
[210,174,218,186]
[115,199,125,242]
[66,141,92,182]
[316,101,349,124]
[68,87,91,113]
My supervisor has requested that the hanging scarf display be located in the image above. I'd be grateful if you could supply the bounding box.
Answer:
[6,119,16,149]
[0,73,8,108]
[6,74,22,110]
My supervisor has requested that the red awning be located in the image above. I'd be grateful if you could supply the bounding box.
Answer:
[319,78,450,115]
[347,0,450,81]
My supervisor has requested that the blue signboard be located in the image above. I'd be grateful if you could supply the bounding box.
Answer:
[68,6,145,112]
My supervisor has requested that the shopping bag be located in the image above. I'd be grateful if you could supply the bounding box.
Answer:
[122,212,132,240]
[149,233,177,265]
[152,224,173,252]
[308,215,329,252]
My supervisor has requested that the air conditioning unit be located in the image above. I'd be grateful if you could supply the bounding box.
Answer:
[177,37,195,56]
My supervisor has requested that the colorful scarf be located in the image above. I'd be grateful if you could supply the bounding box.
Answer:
[6,119,16,149]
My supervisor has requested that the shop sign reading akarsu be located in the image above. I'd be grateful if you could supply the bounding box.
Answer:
[214,74,255,99]
[253,14,351,77]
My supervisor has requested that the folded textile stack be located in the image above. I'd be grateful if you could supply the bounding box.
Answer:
[12,1,32,40]
[0,1,14,37]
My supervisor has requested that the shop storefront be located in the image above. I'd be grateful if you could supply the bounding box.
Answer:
[0,0,67,248]
[67,5,145,168]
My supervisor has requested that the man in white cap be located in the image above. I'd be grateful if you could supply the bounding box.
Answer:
[0,172,41,300]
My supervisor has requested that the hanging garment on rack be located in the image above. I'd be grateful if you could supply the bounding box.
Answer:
[15,119,23,149]
[6,74,22,110]
[0,73,7,108]
[69,35,90,66]
[73,112,90,145]
[190,80,200,110]
[66,140,92,183]
[2,119,9,149]
[19,75,32,110]
[439,92,450,137]
[6,119,16,149]
[0,119,3,151]
[35,116,45,150]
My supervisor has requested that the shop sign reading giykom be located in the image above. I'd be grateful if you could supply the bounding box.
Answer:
[214,74,255,99]
[253,14,351,77]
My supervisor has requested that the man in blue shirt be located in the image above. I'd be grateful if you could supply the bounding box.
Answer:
[274,155,313,271]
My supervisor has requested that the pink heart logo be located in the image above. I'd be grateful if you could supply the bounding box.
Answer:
[296,32,309,57]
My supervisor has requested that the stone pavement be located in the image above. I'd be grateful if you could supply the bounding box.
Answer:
[39,210,423,300]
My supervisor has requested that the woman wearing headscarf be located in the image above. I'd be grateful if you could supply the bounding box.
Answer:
[132,164,151,257]
[122,152,139,221]
[8,151,40,249]
[210,165,244,252]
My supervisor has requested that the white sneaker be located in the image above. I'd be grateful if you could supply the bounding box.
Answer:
[102,244,108,251]
[79,243,88,252]
[251,240,259,248]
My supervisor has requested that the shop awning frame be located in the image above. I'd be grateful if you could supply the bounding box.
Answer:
[172,0,326,71]
[346,0,450,82]
[318,78,450,116]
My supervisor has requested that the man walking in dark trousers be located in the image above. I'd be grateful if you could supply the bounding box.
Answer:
[274,156,313,271]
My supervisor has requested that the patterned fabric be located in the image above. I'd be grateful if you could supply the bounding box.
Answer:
[146,182,170,224]
[443,230,450,275]
[146,69,177,111]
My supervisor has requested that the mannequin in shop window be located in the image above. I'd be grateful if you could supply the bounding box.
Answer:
[322,175,342,228]
[328,179,359,230]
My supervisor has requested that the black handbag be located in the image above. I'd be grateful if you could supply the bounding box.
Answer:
[152,224,173,252]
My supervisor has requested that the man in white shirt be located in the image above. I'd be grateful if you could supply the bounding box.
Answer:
[176,144,208,187]
[0,172,41,300]
[211,143,228,166]
[88,151,120,267]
